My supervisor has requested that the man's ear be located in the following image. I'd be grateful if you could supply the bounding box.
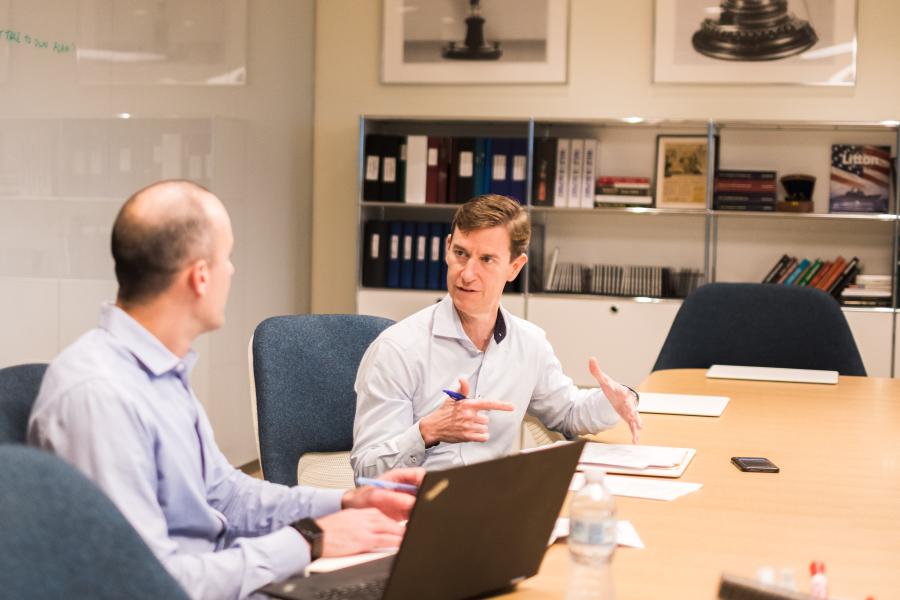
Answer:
[187,259,210,297]
[508,253,528,282]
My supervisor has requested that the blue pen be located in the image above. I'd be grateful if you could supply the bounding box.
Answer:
[355,477,418,494]
[442,388,465,401]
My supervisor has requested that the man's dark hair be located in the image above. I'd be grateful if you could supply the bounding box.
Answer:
[111,180,213,304]
[451,194,531,259]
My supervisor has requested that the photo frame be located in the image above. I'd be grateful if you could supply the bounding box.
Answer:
[382,0,568,84]
[654,0,857,85]
[654,135,713,210]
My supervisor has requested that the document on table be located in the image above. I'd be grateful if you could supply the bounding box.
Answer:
[550,517,644,549]
[579,442,695,477]
[706,364,838,385]
[305,549,397,575]
[569,472,703,501]
[637,392,730,417]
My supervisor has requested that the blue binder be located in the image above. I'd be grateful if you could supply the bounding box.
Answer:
[482,138,493,196]
[413,222,429,289]
[508,138,528,203]
[440,223,451,290]
[427,222,444,290]
[400,222,415,289]
[386,221,402,288]
[489,138,510,197]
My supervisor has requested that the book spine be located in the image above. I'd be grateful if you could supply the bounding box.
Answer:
[716,170,777,180]
[774,257,798,284]
[554,139,570,208]
[762,254,790,284]
[797,259,823,286]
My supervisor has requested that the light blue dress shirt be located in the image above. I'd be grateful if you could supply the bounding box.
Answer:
[28,304,344,600]
[351,296,620,477]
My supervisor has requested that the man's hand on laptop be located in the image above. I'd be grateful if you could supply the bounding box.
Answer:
[419,377,514,447]
[343,468,425,521]
[588,357,643,444]
[316,508,406,557]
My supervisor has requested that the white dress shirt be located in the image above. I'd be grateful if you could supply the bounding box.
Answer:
[351,295,620,477]
[28,304,344,600]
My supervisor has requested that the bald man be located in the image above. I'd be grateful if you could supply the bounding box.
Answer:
[28,181,423,600]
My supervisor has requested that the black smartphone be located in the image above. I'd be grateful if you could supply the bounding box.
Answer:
[731,456,780,473]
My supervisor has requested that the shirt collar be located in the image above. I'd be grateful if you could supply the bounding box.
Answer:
[98,303,198,380]
[433,295,508,346]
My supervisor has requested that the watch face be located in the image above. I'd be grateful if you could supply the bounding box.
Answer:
[293,518,323,560]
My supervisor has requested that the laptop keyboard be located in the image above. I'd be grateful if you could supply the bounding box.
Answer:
[313,578,387,600]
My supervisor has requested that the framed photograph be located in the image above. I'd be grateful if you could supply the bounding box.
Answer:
[382,0,568,84]
[654,135,712,210]
[654,0,857,85]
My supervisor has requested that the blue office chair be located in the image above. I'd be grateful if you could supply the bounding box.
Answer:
[653,282,866,376]
[251,314,394,487]
[0,363,48,444]
[0,445,189,599]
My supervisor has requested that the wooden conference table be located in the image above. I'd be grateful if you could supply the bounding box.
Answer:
[499,369,900,599]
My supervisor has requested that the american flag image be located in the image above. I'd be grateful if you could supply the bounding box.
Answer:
[830,145,891,198]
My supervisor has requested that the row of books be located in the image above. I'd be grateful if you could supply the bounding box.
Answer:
[594,176,652,207]
[840,274,892,307]
[363,134,527,205]
[361,220,545,293]
[532,138,598,209]
[761,254,861,299]
[714,169,776,212]
[544,254,702,298]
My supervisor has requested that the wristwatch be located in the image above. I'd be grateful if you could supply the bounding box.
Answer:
[623,385,640,406]
[290,518,324,561]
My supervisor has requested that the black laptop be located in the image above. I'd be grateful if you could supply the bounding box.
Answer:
[262,440,584,600]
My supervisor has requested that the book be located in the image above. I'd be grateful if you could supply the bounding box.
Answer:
[404,135,428,204]
[761,254,790,284]
[784,258,811,285]
[715,170,776,180]
[796,259,823,286]
[581,139,597,209]
[816,256,846,291]
[554,139,571,208]
[568,139,584,208]
[827,257,860,297]
[774,257,798,284]
[830,145,891,213]
[531,137,557,206]
[594,194,653,206]
[807,260,832,288]
[597,186,651,196]
[715,203,775,212]
[544,246,560,291]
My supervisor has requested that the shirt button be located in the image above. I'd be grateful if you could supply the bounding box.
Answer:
[175,363,185,373]
[410,457,417,464]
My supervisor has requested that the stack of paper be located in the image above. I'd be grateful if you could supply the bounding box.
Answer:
[305,550,397,575]
[637,392,730,417]
[550,518,644,549]
[569,472,703,501]
[579,442,695,478]
[706,364,838,385]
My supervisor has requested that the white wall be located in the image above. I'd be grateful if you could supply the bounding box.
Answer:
[0,0,316,466]
[311,0,900,313]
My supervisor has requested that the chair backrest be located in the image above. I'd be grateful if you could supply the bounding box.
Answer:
[0,363,48,444]
[251,314,394,486]
[0,445,189,599]
[653,283,866,376]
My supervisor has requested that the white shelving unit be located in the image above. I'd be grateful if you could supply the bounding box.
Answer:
[356,117,900,382]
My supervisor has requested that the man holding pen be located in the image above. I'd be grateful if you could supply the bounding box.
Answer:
[351,194,643,478]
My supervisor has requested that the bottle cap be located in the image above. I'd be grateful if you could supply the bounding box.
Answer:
[582,467,607,483]
[809,561,826,575]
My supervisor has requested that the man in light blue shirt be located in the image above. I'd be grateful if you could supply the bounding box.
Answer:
[352,194,643,477]
[29,180,422,600]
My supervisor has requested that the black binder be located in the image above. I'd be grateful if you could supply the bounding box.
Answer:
[362,220,388,287]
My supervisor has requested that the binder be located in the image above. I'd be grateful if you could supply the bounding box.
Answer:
[450,137,475,203]
[362,220,388,287]
[404,135,428,204]
[413,222,429,289]
[489,138,510,197]
[482,138,494,196]
[440,223,451,289]
[581,139,597,209]
[387,221,402,288]
[473,138,486,197]
[531,137,557,206]
[528,224,545,293]
[425,137,441,204]
[554,139,571,207]
[436,137,452,204]
[400,222,415,288]
[397,138,407,203]
[380,136,404,202]
[508,138,528,204]
[363,134,383,201]
[427,222,444,290]
[568,139,585,208]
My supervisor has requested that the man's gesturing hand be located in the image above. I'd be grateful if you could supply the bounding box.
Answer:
[418,377,514,447]
[588,357,643,444]
[316,508,406,557]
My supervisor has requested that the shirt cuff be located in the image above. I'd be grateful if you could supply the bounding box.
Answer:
[591,388,621,428]
[235,526,311,584]
[400,421,427,467]
[306,487,345,519]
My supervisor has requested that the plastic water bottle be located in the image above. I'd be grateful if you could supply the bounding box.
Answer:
[566,469,616,600]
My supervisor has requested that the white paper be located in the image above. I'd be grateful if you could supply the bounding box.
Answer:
[638,392,730,417]
[305,549,397,575]
[569,473,702,501]
[580,443,688,469]
[551,518,644,549]
[706,364,838,385]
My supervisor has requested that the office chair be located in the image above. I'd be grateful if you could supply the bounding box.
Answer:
[653,283,866,376]
[0,363,48,444]
[251,314,394,487]
[0,444,189,599]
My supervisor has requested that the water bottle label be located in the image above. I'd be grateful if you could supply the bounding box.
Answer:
[570,519,616,547]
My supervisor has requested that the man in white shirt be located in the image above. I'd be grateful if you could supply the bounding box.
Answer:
[352,194,643,477]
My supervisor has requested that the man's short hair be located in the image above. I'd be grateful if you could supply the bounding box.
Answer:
[111,180,213,304]
[450,194,531,260]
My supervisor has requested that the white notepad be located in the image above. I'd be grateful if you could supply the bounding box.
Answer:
[706,364,838,385]
[638,392,730,417]
[579,443,696,478]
